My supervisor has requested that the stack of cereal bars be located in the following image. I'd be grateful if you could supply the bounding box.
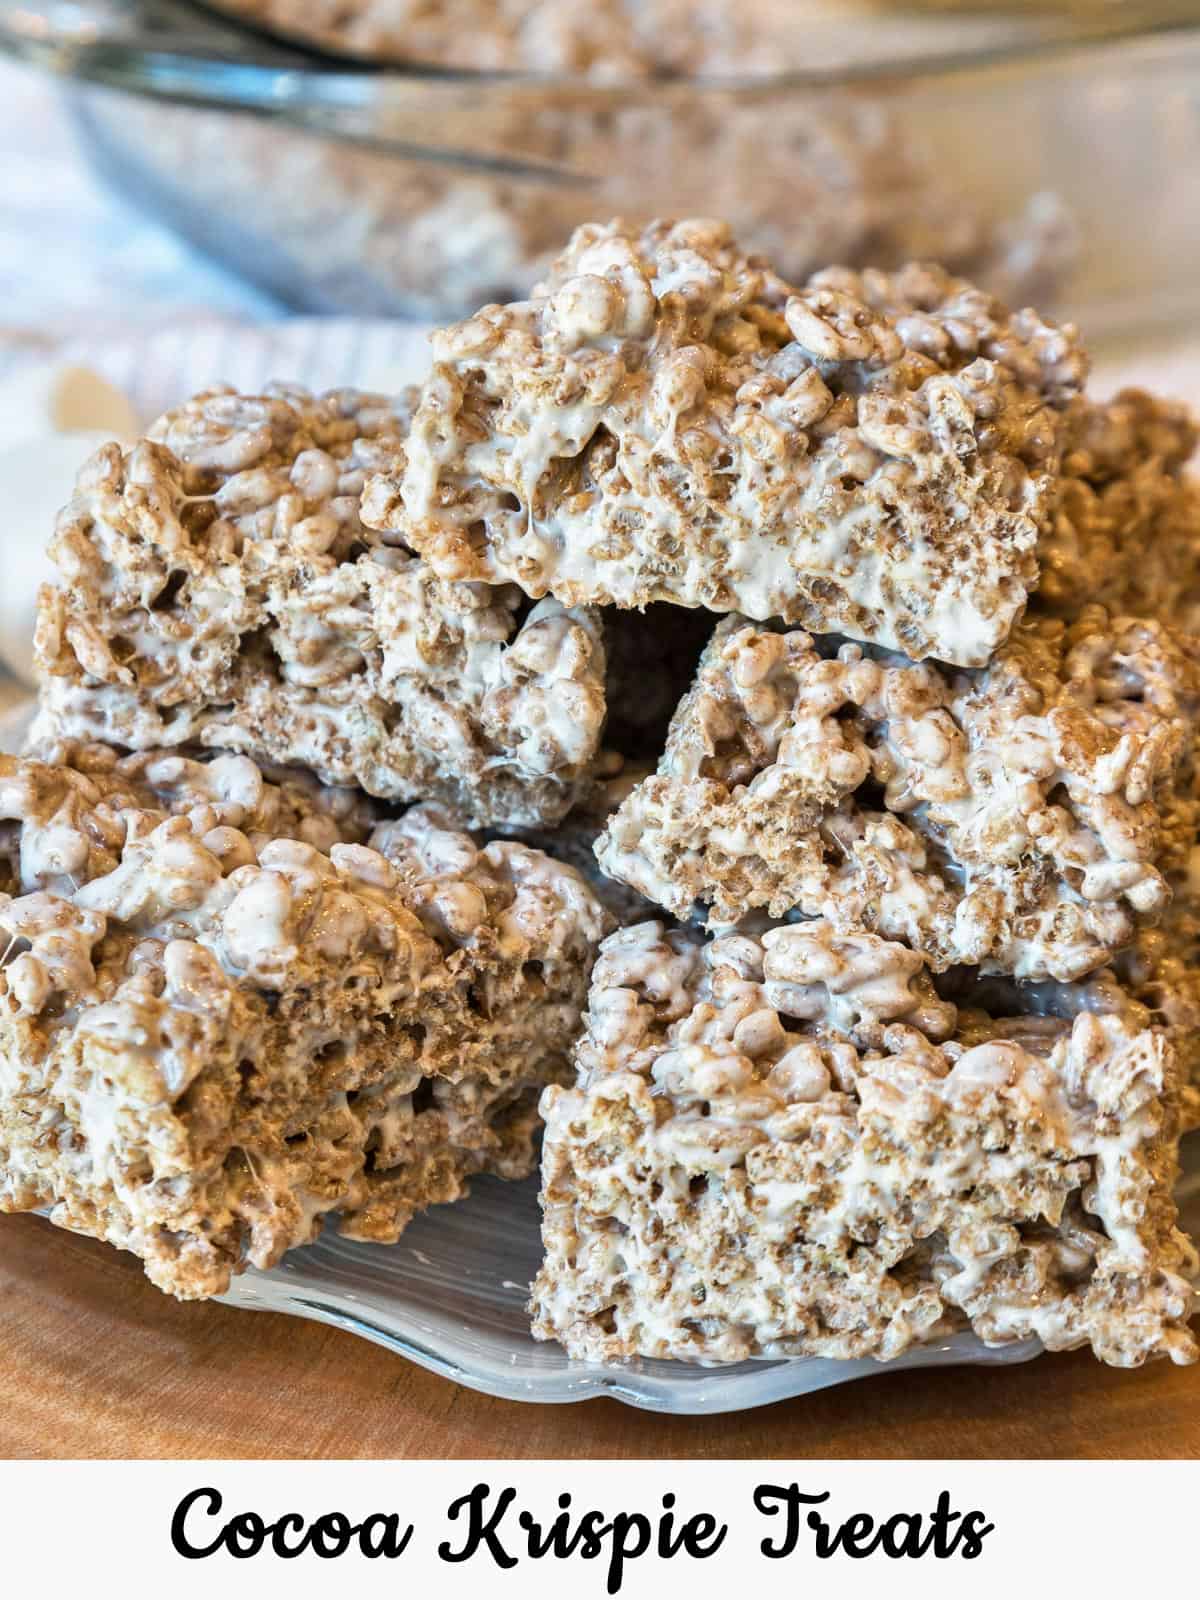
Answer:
[5,219,1198,1368]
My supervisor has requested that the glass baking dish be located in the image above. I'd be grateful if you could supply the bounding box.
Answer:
[3,3,1200,332]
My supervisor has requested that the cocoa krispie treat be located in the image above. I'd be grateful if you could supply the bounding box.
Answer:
[1037,389,1200,632]
[595,607,1200,981]
[34,384,607,829]
[1115,901,1200,1131]
[363,219,1085,667]
[979,377,1200,1100]
[0,746,610,1298]
[942,931,1200,1135]
[530,920,1197,1367]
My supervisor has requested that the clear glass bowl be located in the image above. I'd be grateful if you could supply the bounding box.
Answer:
[3,1,1200,328]
[1,696,1197,1413]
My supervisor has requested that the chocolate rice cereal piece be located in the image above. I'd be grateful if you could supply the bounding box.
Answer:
[0,747,611,1298]
[595,608,1200,981]
[531,920,1197,1367]
[34,385,608,829]
[364,219,1085,667]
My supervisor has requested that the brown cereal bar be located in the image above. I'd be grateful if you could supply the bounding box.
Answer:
[1033,376,1200,1115]
[363,219,1086,667]
[217,0,950,79]
[33,384,608,829]
[201,0,911,78]
[1038,388,1200,631]
[1115,902,1200,1132]
[530,920,1197,1367]
[973,377,1200,1105]
[0,745,610,1299]
[938,932,1200,1136]
[595,607,1200,981]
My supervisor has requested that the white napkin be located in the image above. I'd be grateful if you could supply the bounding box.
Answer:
[0,432,122,684]
[0,362,138,682]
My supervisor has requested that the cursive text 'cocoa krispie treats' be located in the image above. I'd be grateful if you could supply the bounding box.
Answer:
[0,745,611,1298]
[34,384,608,829]
[363,219,1086,667]
[530,920,1197,1367]
[596,607,1200,981]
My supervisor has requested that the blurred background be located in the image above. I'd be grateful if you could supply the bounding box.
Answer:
[4,2,1200,330]
[0,0,1198,685]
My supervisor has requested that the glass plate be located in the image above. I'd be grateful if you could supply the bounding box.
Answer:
[2,696,1198,1411]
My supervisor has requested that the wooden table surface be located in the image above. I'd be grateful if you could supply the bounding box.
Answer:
[2,1213,1198,1459]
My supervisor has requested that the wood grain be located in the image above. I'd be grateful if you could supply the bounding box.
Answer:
[2,1213,1198,1459]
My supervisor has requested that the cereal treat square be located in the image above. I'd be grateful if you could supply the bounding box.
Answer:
[531,921,1197,1367]
[596,608,1200,981]
[0,746,610,1298]
[1116,903,1200,1132]
[34,385,607,829]
[1038,388,1200,631]
[363,218,1086,667]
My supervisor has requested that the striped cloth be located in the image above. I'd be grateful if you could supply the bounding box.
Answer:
[52,317,438,427]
